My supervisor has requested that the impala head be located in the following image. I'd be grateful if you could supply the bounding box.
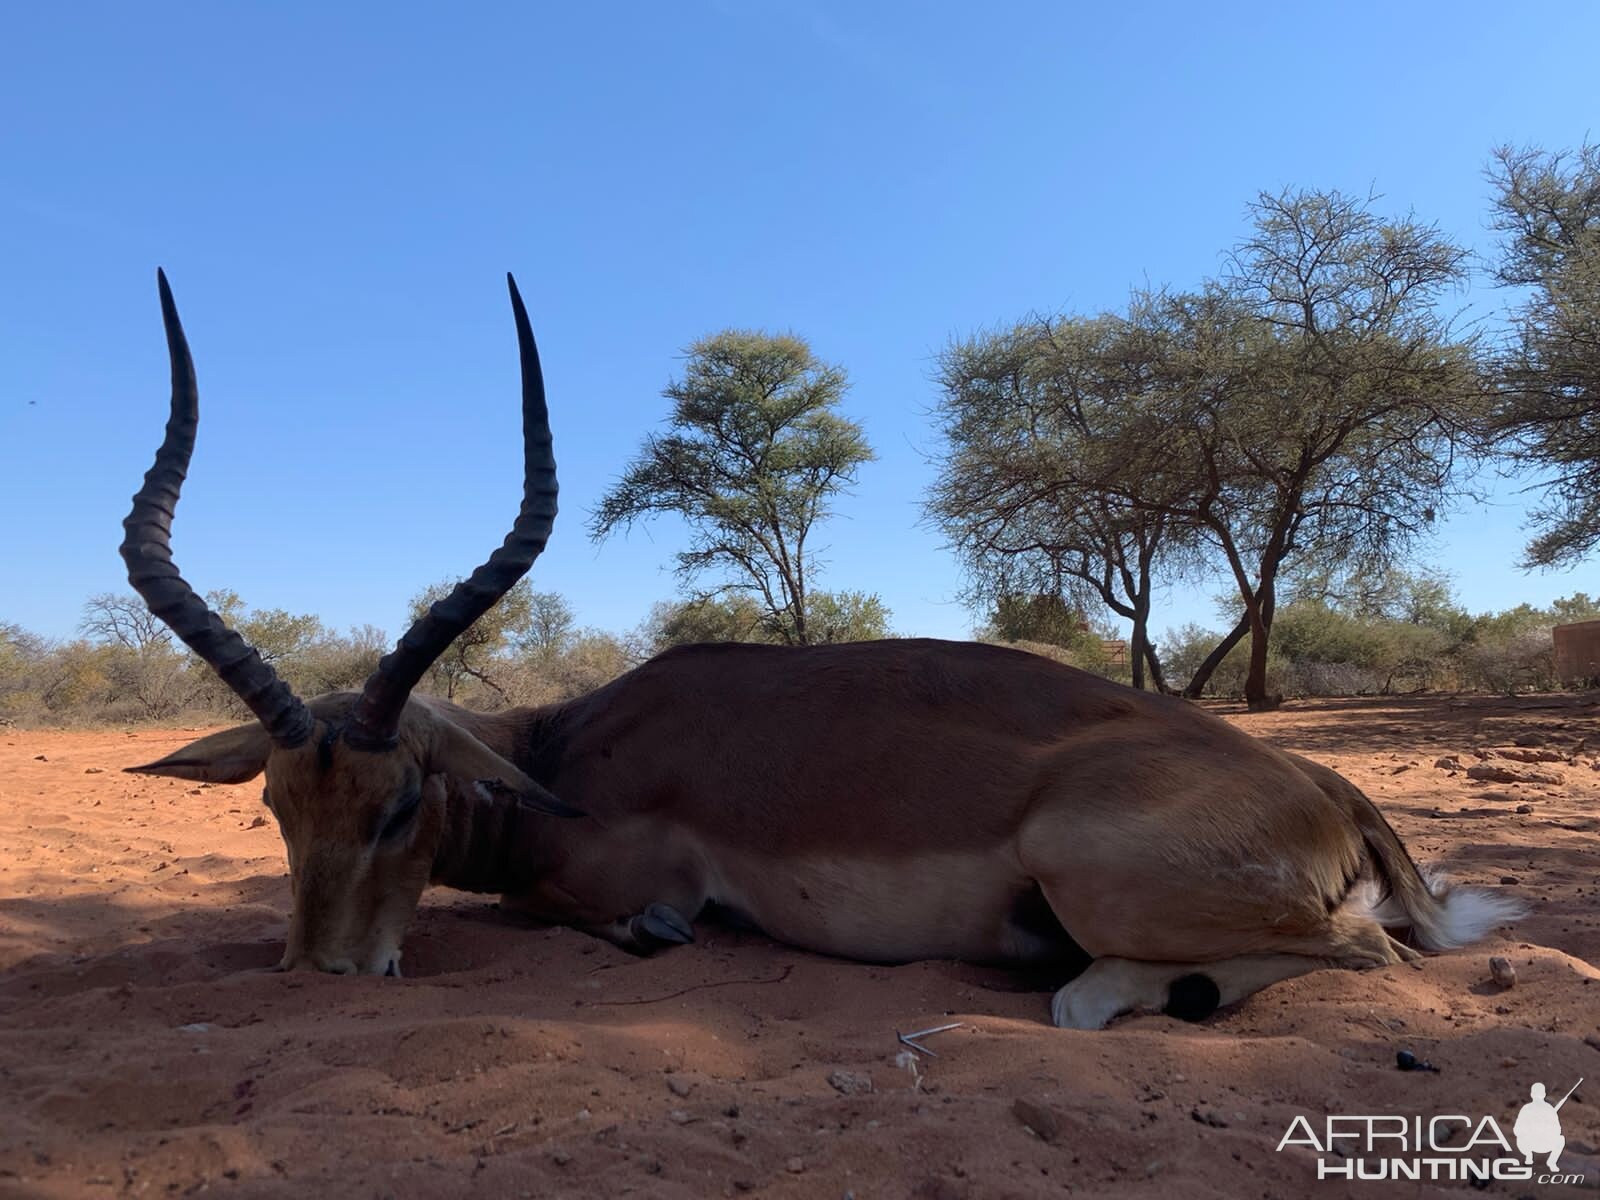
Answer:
[121,270,574,975]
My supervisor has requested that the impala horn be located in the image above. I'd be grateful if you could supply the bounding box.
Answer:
[121,269,314,748]
[346,273,557,751]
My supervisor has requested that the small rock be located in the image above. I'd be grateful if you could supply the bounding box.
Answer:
[1433,755,1463,770]
[1012,1097,1061,1142]
[84,766,104,774]
[668,1109,693,1125]
[1395,1049,1440,1073]
[1466,763,1564,785]
[1191,1107,1228,1128]
[1516,804,1535,814]
[666,1075,693,1098]
[549,1149,571,1166]
[785,1156,806,1174]
[1500,875,1520,885]
[1489,956,1517,989]
[1512,734,1543,748]
[828,1069,874,1095]
[33,754,46,761]
[247,815,268,829]
[1498,746,1564,763]
[178,1023,211,1033]
[1499,1056,1519,1068]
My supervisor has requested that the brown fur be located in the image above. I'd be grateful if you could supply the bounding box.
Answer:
[131,639,1515,1025]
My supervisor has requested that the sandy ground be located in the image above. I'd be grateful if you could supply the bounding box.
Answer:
[1,695,1597,1199]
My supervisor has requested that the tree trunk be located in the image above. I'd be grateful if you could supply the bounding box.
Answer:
[1183,613,1251,698]
[1143,639,1171,694]
[1128,588,1154,691]
[1243,566,1280,711]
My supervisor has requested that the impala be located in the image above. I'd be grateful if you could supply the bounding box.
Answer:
[121,271,1521,1029]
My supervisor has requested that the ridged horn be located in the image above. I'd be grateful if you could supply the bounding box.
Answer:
[346,273,557,751]
[121,269,314,748]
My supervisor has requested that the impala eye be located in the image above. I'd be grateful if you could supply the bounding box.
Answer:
[379,791,421,842]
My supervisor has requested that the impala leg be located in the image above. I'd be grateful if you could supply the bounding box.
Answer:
[1050,954,1328,1030]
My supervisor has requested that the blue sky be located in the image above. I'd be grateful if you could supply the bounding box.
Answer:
[2,2,1595,648]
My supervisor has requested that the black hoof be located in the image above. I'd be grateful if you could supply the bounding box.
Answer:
[632,902,695,948]
[1163,973,1221,1022]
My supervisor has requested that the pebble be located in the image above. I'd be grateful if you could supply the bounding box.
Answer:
[828,1069,874,1095]
[1467,763,1564,785]
[1395,1049,1440,1073]
[1516,804,1535,814]
[666,1075,693,1098]
[1489,956,1517,988]
[785,1157,806,1174]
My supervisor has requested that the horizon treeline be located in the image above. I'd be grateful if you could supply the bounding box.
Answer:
[1,577,1596,728]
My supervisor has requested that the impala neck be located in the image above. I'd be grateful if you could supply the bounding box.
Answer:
[430,779,532,893]
[427,702,570,895]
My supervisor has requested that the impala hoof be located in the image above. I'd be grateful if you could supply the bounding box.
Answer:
[633,902,695,947]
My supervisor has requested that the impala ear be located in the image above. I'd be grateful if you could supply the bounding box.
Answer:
[473,776,586,819]
[428,717,587,819]
[126,722,272,784]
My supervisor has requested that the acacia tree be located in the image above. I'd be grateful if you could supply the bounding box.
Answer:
[1191,190,1478,706]
[80,592,172,650]
[516,590,577,663]
[408,578,534,701]
[590,331,876,645]
[1487,143,1600,569]
[929,316,1189,690]
[932,190,1477,708]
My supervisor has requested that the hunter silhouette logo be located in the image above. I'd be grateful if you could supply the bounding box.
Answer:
[1515,1078,1581,1171]
[1276,1077,1588,1185]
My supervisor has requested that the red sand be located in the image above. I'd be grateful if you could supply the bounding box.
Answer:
[2,695,1597,1198]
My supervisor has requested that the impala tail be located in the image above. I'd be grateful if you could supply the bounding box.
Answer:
[1348,789,1526,950]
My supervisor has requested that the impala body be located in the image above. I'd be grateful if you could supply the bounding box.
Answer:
[123,273,1521,1028]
